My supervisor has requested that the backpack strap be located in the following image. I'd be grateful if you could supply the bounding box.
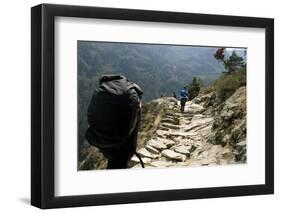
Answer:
[131,82,143,97]
[134,151,145,168]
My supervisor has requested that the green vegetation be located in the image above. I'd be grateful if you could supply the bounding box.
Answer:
[213,67,246,102]
[214,48,245,73]
[78,42,224,101]
[186,77,202,100]
[212,48,247,103]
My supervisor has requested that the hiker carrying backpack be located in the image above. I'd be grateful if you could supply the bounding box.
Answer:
[180,87,188,112]
[85,75,143,169]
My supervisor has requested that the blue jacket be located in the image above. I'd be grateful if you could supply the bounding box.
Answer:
[180,89,188,100]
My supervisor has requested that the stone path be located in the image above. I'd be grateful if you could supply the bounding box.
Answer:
[129,99,236,169]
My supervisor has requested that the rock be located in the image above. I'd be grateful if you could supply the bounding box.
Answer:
[168,131,188,137]
[158,138,176,148]
[190,145,198,152]
[200,158,217,165]
[183,123,201,132]
[222,152,234,160]
[174,146,191,156]
[222,134,231,144]
[147,139,167,150]
[156,130,169,137]
[235,140,247,163]
[230,119,246,144]
[145,145,160,154]
[158,125,170,131]
[185,103,205,114]
[193,97,202,104]
[161,122,180,130]
[150,160,174,168]
[200,151,209,159]
[207,87,246,150]
[221,109,234,120]
[197,125,212,138]
[162,149,186,161]
[221,147,232,155]
[191,114,204,121]
[236,140,246,147]
[183,118,213,132]
[210,130,225,145]
[202,92,216,108]
[137,148,158,159]
[130,156,152,165]
[189,161,203,167]
[184,132,198,137]
[203,107,213,116]
[161,117,180,125]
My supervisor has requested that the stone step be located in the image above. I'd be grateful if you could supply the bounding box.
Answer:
[137,148,158,159]
[161,149,186,161]
[158,138,176,148]
[129,156,152,167]
[160,122,180,130]
[161,117,180,125]
[156,130,169,138]
[173,145,191,157]
[146,139,167,150]
[145,144,160,154]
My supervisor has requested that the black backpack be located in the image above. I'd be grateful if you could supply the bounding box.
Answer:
[85,75,143,149]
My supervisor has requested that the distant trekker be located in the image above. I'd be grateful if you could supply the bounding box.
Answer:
[85,75,143,169]
[180,87,188,112]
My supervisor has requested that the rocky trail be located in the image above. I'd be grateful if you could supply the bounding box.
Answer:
[129,87,246,169]
[79,87,246,170]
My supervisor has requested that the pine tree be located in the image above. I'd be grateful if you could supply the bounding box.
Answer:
[187,77,202,100]
[214,48,245,73]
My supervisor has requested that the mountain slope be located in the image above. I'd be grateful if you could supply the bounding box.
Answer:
[78,42,225,101]
[79,86,246,170]
[130,86,246,168]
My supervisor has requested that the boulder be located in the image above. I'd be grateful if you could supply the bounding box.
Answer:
[162,149,186,161]
[147,139,167,150]
[174,145,191,156]
[137,148,158,159]
[185,103,205,114]
[145,145,160,154]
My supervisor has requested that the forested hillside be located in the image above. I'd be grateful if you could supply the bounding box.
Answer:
[78,42,224,101]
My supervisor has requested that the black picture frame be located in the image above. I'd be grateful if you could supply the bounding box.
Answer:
[31,3,274,209]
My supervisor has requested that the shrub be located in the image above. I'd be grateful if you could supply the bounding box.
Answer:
[213,68,246,102]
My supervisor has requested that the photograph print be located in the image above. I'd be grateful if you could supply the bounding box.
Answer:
[78,41,247,170]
